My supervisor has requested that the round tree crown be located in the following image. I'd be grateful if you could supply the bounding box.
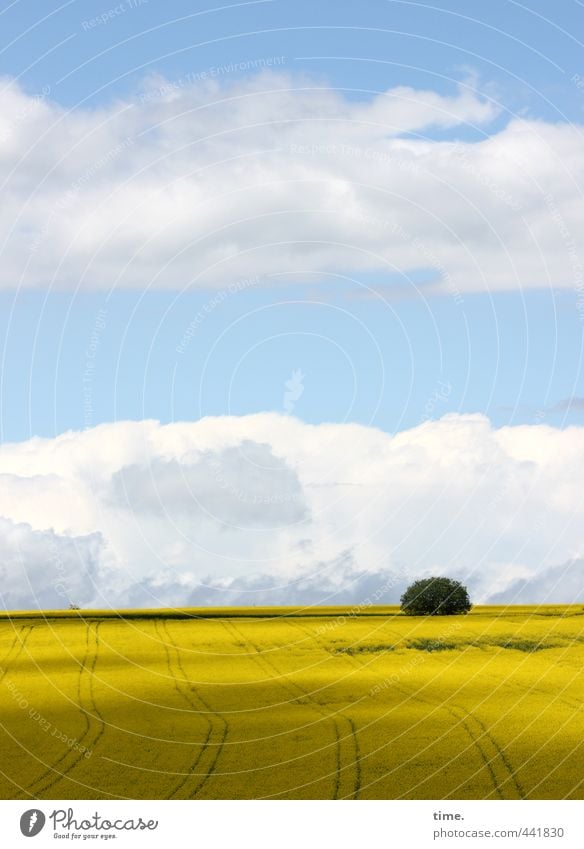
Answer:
[400,577,472,616]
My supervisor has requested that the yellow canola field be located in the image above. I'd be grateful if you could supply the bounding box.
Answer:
[0,606,582,800]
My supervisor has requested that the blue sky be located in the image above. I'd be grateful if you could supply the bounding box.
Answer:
[2,1,584,608]
[1,285,583,442]
[3,0,584,121]
[1,1,584,442]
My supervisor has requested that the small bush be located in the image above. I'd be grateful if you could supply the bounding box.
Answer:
[400,577,472,616]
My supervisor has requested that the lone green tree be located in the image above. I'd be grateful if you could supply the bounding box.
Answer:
[400,577,472,616]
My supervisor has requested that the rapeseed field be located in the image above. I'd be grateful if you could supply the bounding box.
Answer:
[0,606,582,799]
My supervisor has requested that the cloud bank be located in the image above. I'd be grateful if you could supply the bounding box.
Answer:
[0,413,582,609]
[1,72,583,295]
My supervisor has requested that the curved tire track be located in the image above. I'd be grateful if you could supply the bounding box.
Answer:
[448,706,525,800]
[359,667,506,800]
[289,620,364,799]
[224,619,361,800]
[0,626,34,682]
[316,628,507,800]
[153,619,213,798]
[27,622,105,798]
[157,619,228,800]
[348,647,506,799]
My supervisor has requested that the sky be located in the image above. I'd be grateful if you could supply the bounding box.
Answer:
[0,0,583,608]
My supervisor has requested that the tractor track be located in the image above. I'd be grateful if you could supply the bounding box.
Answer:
[0,626,34,681]
[362,652,517,800]
[27,622,105,798]
[349,647,508,800]
[223,618,360,800]
[156,620,228,800]
[442,705,507,800]
[319,628,516,800]
[448,706,525,800]
[288,619,364,799]
[153,619,214,798]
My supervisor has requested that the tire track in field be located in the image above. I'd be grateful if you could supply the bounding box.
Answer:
[223,619,359,800]
[24,622,94,795]
[393,681,512,800]
[317,631,506,800]
[156,620,228,800]
[288,620,363,799]
[0,626,34,681]
[346,717,362,799]
[27,622,105,798]
[153,619,212,798]
[221,619,345,798]
[0,626,35,799]
[363,653,506,799]
[154,619,216,799]
[448,706,525,800]
[392,678,508,799]
[440,705,506,800]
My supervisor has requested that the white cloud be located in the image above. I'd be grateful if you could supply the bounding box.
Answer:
[1,72,583,295]
[0,413,583,608]
[108,441,308,528]
[490,558,584,605]
[0,517,104,611]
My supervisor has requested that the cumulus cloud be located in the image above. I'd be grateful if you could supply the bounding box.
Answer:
[489,558,584,605]
[1,72,583,295]
[0,517,104,611]
[109,441,308,528]
[126,552,410,609]
[0,413,583,608]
